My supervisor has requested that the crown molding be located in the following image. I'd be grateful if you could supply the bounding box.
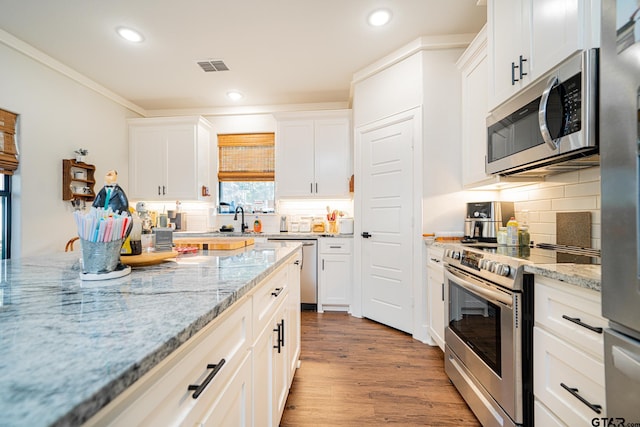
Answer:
[0,28,147,116]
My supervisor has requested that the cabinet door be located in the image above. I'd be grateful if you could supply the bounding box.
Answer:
[287,255,302,384]
[427,261,445,351]
[165,125,198,199]
[129,127,167,199]
[314,118,351,197]
[461,38,490,187]
[276,120,315,197]
[530,0,581,78]
[488,0,530,109]
[273,309,289,426]
[318,254,351,310]
[252,315,275,427]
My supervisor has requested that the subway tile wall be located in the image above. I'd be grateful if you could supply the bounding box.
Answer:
[500,166,601,249]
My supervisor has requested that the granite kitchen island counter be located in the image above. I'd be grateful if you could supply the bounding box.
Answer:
[0,241,301,427]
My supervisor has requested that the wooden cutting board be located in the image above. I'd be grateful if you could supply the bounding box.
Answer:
[173,237,255,250]
[121,250,178,266]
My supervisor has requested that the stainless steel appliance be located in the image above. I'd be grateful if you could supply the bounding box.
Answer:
[486,49,599,177]
[464,201,514,243]
[267,237,317,310]
[167,210,187,230]
[443,244,535,427]
[600,0,640,420]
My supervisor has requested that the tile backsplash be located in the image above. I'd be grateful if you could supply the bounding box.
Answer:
[500,166,601,249]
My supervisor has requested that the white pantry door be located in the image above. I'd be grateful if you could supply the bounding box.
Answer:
[359,115,414,333]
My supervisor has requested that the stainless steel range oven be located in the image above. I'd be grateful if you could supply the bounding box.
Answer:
[443,245,534,427]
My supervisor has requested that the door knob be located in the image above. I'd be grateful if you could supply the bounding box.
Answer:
[361,232,372,238]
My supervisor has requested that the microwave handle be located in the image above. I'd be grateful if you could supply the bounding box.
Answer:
[538,75,560,150]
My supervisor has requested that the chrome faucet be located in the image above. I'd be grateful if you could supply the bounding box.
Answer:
[233,206,248,233]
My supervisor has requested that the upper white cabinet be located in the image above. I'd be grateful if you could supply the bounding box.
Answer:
[458,26,490,188]
[488,0,600,110]
[488,0,531,109]
[275,110,351,198]
[128,116,212,201]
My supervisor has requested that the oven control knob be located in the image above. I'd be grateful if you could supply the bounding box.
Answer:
[483,260,495,271]
[496,264,511,277]
[451,250,461,260]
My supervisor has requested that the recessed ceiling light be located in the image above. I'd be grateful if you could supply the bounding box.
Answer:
[368,9,392,27]
[116,27,144,43]
[227,91,244,101]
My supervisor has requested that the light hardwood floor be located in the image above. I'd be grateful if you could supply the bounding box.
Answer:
[280,311,481,426]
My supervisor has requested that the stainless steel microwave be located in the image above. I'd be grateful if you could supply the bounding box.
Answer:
[486,49,599,176]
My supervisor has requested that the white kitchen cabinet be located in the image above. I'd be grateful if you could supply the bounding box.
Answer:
[252,286,289,427]
[85,255,301,427]
[286,250,302,384]
[534,276,607,426]
[488,0,599,110]
[318,238,352,313]
[458,26,490,188]
[128,116,212,201]
[426,246,445,351]
[275,111,351,198]
[84,295,253,427]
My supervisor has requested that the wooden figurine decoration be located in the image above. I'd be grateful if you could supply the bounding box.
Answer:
[92,169,130,216]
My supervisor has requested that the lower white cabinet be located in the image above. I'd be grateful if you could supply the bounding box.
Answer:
[318,238,352,312]
[84,254,301,427]
[426,246,445,350]
[534,276,607,426]
[253,292,289,427]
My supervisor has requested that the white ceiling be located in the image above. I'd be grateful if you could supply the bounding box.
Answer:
[0,0,486,115]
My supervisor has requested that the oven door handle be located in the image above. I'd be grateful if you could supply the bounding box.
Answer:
[444,268,513,307]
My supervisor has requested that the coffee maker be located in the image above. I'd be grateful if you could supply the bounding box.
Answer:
[464,201,514,243]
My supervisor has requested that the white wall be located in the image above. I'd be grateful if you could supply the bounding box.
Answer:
[0,41,139,257]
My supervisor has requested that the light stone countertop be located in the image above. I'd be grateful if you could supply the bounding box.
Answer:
[524,263,601,292]
[0,242,301,427]
[174,231,353,239]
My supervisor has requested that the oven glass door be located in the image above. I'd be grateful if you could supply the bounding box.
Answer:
[449,280,502,376]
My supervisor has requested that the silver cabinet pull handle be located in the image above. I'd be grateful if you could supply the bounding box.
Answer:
[539,75,560,150]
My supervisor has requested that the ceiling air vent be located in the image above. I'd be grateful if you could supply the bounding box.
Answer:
[197,60,229,72]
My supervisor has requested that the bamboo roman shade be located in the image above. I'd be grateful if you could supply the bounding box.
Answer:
[218,133,275,182]
[0,109,18,174]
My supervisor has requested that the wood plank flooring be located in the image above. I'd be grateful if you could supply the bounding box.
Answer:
[280,311,480,426]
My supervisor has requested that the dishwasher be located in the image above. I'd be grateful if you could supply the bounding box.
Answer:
[267,238,317,311]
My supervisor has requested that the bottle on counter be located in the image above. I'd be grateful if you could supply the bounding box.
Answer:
[497,227,508,245]
[506,217,519,246]
[518,225,530,247]
[253,216,262,233]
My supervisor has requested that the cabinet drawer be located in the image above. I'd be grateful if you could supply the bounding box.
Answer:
[534,327,606,425]
[183,351,252,427]
[319,238,352,254]
[427,246,444,266]
[535,277,606,360]
[86,297,252,426]
[252,264,289,339]
[534,399,565,427]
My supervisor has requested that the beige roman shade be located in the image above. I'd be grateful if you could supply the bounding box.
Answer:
[0,109,18,174]
[217,133,275,182]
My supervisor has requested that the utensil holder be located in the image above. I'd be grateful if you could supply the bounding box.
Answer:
[80,239,123,274]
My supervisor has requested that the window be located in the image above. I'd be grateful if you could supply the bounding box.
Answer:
[0,109,17,259]
[218,133,275,212]
[0,174,11,259]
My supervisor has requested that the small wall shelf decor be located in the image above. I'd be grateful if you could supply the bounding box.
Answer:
[62,159,96,204]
